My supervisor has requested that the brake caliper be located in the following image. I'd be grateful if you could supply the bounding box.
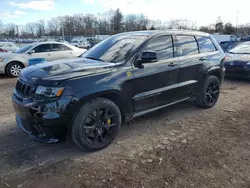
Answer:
[107,119,111,125]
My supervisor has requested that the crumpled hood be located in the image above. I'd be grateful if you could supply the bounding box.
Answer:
[19,58,116,85]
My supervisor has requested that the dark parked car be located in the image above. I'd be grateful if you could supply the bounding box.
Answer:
[240,36,250,42]
[12,30,225,151]
[224,42,250,78]
[219,41,239,52]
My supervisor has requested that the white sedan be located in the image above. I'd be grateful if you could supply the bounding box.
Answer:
[0,42,87,77]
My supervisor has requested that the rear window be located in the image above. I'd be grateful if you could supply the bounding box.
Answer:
[176,35,198,56]
[196,36,216,53]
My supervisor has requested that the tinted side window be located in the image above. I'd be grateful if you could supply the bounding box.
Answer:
[196,36,216,53]
[176,35,198,56]
[33,44,51,53]
[52,44,71,51]
[145,35,173,60]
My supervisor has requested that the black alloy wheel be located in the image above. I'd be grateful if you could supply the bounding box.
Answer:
[82,107,117,147]
[196,75,221,108]
[71,98,121,151]
[205,81,220,106]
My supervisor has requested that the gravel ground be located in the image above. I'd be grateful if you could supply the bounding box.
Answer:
[0,75,250,188]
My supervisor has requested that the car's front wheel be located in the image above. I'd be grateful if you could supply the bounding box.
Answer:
[71,98,121,151]
[6,62,23,77]
[196,75,221,108]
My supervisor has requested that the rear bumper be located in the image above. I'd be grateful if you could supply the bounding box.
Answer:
[12,91,78,143]
[0,61,7,74]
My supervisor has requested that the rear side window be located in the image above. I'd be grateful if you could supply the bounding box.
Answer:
[145,35,173,60]
[52,44,71,51]
[176,35,198,56]
[196,36,216,53]
[33,44,51,53]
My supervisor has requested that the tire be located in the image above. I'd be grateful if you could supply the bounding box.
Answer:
[6,62,23,77]
[71,97,121,151]
[196,75,221,108]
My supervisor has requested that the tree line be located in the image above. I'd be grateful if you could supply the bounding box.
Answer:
[0,10,250,39]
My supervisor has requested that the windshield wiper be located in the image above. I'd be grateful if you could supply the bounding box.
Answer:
[85,56,104,62]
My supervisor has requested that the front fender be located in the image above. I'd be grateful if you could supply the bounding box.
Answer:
[207,65,221,74]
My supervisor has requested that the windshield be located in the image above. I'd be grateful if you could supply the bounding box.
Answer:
[229,43,250,54]
[15,44,34,53]
[81,34,147,63]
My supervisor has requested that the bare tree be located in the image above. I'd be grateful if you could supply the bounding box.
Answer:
[125,14,149,31]
[215,17,224,33]
[5,24,16,37]
[63,16,75,36]
[36,20,46,38]
[72,14,85,35]
[26,22,36,36]
[167,19,197,30]
[83,14,96,36]
[237,23,250,36]
[125,14,137,31]
[223,22,235,34]
[111,9,123,33]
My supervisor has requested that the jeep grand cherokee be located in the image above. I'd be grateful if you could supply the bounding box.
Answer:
[12,30,225,151]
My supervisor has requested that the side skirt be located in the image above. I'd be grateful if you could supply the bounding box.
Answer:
[132,97,191,118]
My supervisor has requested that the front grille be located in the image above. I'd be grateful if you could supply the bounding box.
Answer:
[15,80,33,95]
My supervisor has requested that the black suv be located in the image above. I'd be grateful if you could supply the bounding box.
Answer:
[12,30,225,151]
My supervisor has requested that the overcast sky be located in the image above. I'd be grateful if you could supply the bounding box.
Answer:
[0,0,249,26]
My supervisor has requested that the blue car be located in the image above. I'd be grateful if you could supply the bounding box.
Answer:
[240,36,250,42]
[224,42,250,78]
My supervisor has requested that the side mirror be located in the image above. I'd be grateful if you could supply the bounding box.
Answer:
[141,51,158,63]
[28,50,35,55]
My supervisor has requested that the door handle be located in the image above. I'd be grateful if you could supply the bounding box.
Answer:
[48,53,51,56]
[168,62,178,67]
[199,57,207,61]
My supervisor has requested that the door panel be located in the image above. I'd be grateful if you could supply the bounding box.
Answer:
[129,35,180,112]
[50,43,73,61]
[29,52,51,61]
[175,35,202,98]
[177,54,203,97]
[49,51,69,61]
[132,58,180,112]
[30,44,53,61]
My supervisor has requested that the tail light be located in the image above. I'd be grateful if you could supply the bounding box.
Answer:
[0,48,7,52]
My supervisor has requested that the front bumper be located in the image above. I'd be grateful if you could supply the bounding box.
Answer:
[16,114,60,143]
[12,90,78,143]
[225,66,250,78]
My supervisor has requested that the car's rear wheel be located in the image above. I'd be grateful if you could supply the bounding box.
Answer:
[196,75,220,108]
[71,98,121,151]
[6,62,23,77]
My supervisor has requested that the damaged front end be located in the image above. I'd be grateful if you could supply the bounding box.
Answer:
[12,79,79,143]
